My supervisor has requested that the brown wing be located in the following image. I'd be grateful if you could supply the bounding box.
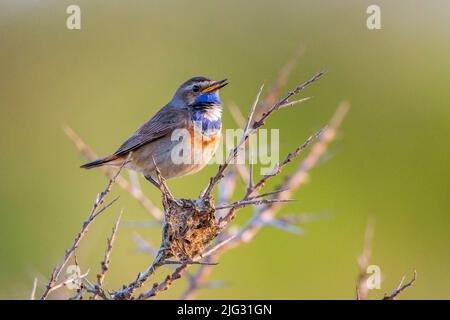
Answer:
[113,105,188,157]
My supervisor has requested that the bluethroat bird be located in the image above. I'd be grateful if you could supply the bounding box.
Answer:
[81,77,228,188]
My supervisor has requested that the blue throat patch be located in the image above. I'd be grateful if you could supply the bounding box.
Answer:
[194,91,223,106]
[191,91,223,133]
[191,110,222,133]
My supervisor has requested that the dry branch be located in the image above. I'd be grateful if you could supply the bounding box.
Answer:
[92,210,123,299]
[383,271,417,300]
[39,155,130,300]
[201,72,324,200]
[137,264,188,300]
[253,44,305,121]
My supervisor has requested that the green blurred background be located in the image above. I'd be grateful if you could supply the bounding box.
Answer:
[1,0,449,299]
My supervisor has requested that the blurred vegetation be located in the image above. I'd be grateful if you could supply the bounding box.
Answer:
[0,0,449,299]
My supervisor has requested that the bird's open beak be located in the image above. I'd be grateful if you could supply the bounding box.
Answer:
[201,79,228,93]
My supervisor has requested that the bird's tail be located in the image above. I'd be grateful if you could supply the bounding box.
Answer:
[80,155,118,169]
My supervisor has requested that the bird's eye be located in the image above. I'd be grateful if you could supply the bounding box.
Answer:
[192,85,200,93]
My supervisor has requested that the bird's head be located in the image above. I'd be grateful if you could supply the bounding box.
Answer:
[171,76,228,109]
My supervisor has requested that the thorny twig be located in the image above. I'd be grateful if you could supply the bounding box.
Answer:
[111,250,166,300]
[253,44,305,122]
[215,198,295,210]
[39,155,131,300]
[92,210,123,300]
[137,264,188,300]
[383,271,417,300]
[201,71,324,200]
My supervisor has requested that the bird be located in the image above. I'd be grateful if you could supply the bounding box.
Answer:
[81,77,228,188]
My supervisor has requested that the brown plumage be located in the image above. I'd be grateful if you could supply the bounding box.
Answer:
[80,77,227,187]
[80,105,187,169]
